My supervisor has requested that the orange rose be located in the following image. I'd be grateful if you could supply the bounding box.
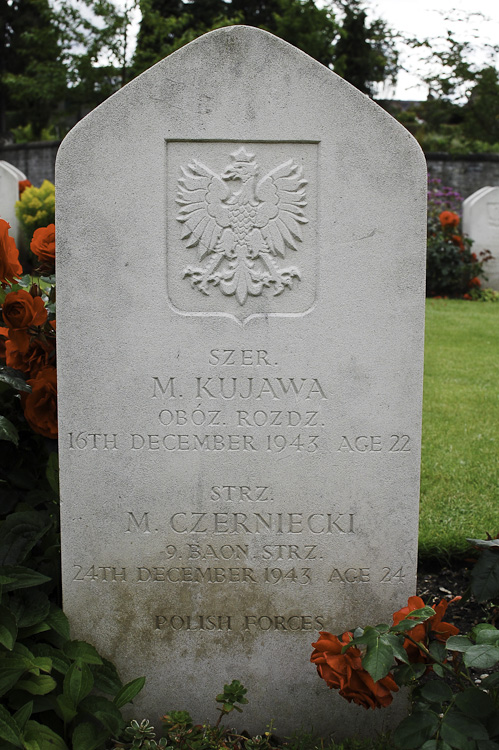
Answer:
[468,277,481,288]
[0,219,23,284]
[1,289,48,352]
[451,234,465,251]
[31,224,55,265]
[19,180,32,195]
[311,631,398,709]
[6,337,54,376]
[21,366,57,439]
[392,595,460,662]
[439,211,460,228]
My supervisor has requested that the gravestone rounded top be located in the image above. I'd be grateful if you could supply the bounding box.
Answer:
[57,25,426,736]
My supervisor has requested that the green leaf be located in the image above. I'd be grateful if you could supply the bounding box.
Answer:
[472,623,497,636]
[406,606,437,620]
[12,701,32,732]
[24,721,68,750]
[393,710,439,749]
[421,680,453,704]
[0,664,28,697]
[482,672,499,689]
[9,589,51,628]
[454,687,495,719]
[30,645,69,675]
[0,567,50,593]
[0,704,23,747]
[432,664,445,678]
[471,549,499,603]
[31,657,52,673]
[463,644,499,669]
[46,453,59,495]
[18,622,51,638]
[440,710,489,748]
[22,741,40,750]
[0,604,18,650]
[380,633,409,664]
[0,511,52,566]
[0,367,31,393]
[467,537,499,550]
[71,721,110,750]
[63,640,102,665]
[45,606,70,641]
[392,619,425,632]
[394,662,426,686]
[0,416,19,446]
[55,694,77,724]
[446,635,473,652]
[15,674,57,695]
[79,695,124,734]
[429,641,447,662]
[356,628,395,682]
[421,742,453,750]
[113,676,145,709]
[63,661,93,706]
[475,628,499,646]
[92,658,122,695]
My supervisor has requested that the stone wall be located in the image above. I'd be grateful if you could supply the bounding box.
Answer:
[426,154,499,199]
[2,141,499,199]
[0,141,59,186]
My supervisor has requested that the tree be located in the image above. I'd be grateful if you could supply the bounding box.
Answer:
[462,66,499,145]
[332,0,398,96]
[1,0,67,139]
[133,0,398,97]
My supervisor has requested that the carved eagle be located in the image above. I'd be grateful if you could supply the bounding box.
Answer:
[176,147,308,305]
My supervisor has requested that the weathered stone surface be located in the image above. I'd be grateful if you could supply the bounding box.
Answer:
[57,26,426,737]
[0,160,26,249]
[463,186,499,291]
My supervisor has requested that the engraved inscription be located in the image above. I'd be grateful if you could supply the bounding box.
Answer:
[177,147,307,305]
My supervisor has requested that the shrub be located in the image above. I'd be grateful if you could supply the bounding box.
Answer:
[15,181,56,244]
[426,178,492,297]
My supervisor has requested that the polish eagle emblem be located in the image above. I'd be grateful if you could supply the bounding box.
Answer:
[176,147,308,306]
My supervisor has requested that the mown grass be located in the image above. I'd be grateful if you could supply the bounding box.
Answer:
[419,299,499,559]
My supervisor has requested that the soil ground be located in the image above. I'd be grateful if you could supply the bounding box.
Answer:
[417,558,497,633]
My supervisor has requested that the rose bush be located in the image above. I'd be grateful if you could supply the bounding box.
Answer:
[312,596,499,749]
[426,178,492,297]
[0,219,57,438]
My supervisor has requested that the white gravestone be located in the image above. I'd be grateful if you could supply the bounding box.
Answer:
[463,186,499,291]
[0,161,27,250]
[57,27,427,737]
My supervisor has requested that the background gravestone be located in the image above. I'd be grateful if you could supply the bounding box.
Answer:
[0,161,27,249]
[57,26,427,736]
[463,186,499,291]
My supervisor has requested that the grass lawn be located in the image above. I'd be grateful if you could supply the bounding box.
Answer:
[419,299,499,559]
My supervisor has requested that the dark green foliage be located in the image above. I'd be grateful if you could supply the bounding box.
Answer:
[333,1,398,96]
[462,67,499,145]
[132,0,397,96]
[0,0,67,138]
[0,379,145,749]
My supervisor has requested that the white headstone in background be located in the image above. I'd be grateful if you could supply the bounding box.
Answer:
[463,186,499,291]
[0,161,27,250]
[57,27,427,736]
